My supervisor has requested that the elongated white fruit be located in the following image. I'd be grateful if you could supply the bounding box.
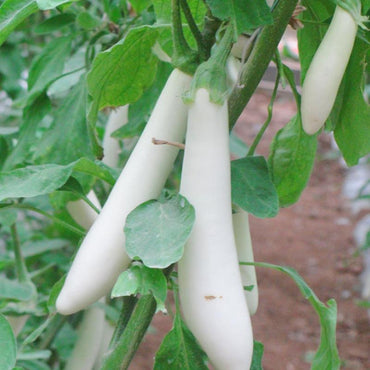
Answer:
[102,105,128,168]
[66,190,101,230]
[65,304,105,370]
[233,209,258,315]
[57,69,192,315]
[178,88,253,370]
[301,5,357,135]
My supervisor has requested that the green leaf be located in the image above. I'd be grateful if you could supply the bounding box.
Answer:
[231,156,279,218]
[22,315,54,346]
[36,0,79,10]
[0,0,38,48]
[0,158,117,202]
[229,131,248,158]
[268,114,317,207]
[47,277,65,314]
[0,208,18,226]
[247,262,341,370]
[333,39,370,166]
[0,278,35,301]
[0,314,17,370]
[125,193,195,268]
[3,94,52,171]
[87,26,159,123]
[113,61,173,139]
[20,239,69,258]
[26,36,72,104]
[112,264,167,311]
[204,0,272,34]
[76,12,101,30]
[130,0,151,13]
[33,13,76,34]
[33,76,94,165]
[251,341,264,370]
[154,312,207,370]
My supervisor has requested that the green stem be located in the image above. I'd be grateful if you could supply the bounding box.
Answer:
[79,192,100,214]
[108,295,138,349]
[247,65,280,156]
[228,0,299,128]
[180,0,206,60]
[201,7,222,59]
[39,315,67,350]
[101,295,157,370]
[171,0,198,73]
[1,203,85,236]
[10,224,29,283]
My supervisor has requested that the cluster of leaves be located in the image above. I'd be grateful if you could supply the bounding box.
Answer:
[0,0,368,369]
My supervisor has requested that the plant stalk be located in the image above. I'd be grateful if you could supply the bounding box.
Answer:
[10,224,29,283]
[228,0,299,128]
[101,295,157,370]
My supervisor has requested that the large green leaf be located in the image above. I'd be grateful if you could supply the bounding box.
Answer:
[36,0,79,10]
[33,76,94,165]
[0,158,117,202]
[87,26,159,123]
[26,36,72,104]
[245,262,341,370]
[112,264,167,311]
[113,61,173,139]
[0,0,38,47]
[268,114,317,207]
[154,312,208,369]
[125,193,195,268]
[0,278,35,301]
[231,156,279,218]
[205,0,272,34]
[0,314,17,370]
[333,39,370,166]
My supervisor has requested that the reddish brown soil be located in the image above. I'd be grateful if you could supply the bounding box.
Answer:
[130,91,370,369]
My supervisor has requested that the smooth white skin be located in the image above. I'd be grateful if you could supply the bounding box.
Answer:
[232,209,259,316]
[66,190,101,230]
[56,69,192,315]
[226,56,241,89]
[178,88,253,370]
[301,6,357,135]
[102,105,128,168]
[65,304,105,370]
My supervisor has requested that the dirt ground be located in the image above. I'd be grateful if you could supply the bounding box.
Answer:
[130,90,370,369]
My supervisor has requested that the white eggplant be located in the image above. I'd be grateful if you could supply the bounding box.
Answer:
[232,209,258,315]
[301,5,358,135]
[178,88,253,370]
[66,190,101,231]
[102,105,128,168]
[65,304,105,370]
[56,69,192,315]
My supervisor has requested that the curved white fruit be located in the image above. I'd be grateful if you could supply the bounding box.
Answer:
[232,209,258,315]
[65,304,105,370]
[66,190,101,230]
[178,88,253,370]
[301,5,357,135]
[56,69,192,315]
[102,105,128,168]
